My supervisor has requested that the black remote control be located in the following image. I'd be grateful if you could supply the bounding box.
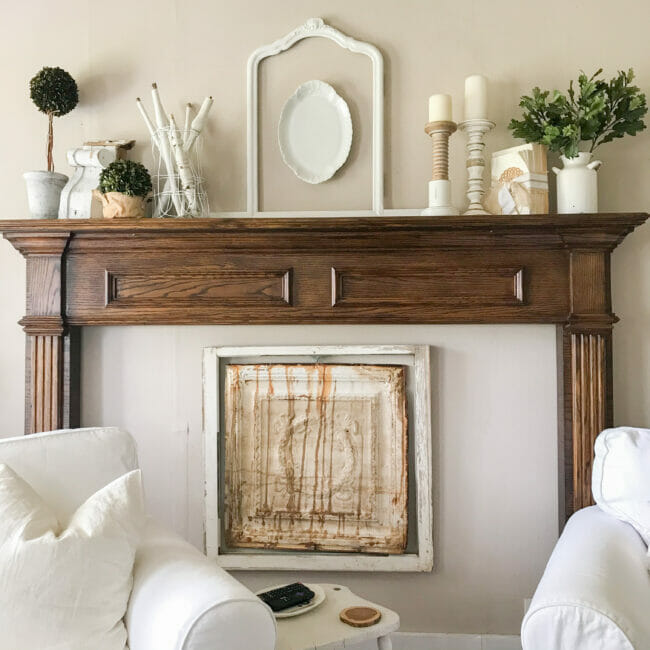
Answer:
[258,582,315,612]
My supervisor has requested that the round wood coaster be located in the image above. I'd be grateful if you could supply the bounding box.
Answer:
[339,606,382,627]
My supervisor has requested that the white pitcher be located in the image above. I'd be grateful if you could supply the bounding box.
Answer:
[552,152,602,214]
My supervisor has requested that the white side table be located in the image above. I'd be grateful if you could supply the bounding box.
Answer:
[274,583,399,650]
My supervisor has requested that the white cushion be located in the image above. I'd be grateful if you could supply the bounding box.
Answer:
[0,427,138,520]
[0,464,145,650]
[592,426,650,545]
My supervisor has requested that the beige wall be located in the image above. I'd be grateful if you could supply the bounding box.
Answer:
[0,0,649,635]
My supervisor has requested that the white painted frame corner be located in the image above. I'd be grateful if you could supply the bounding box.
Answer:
[202,345,432,571]
[246,17,385,216]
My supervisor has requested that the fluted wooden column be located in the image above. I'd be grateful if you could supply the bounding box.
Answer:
[5,231,76,433]
[558,250,614,521]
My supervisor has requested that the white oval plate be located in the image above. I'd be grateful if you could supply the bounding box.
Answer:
[256,583,326,619]
[278,80,353,184]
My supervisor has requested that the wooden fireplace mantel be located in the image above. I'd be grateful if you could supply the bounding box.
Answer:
[2,213,647,523]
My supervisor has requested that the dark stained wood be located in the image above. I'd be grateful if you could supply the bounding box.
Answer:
[556,248,616,522]
[6,231,71,434]
[331,265,525,308]
[105,269,293,308]
[1,213,647,524]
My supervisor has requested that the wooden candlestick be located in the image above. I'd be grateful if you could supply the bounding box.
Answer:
[421,120,459,216]
[458,118,495,215]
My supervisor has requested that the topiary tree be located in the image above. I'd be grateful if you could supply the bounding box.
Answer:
[99,160,153,197]
[29,67,79,172]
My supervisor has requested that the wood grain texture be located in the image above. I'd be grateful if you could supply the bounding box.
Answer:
[105,269,292,308]
[1,214,647,523]
[331,265,524,308]
[8,232,71,434]
[570,332,608,510]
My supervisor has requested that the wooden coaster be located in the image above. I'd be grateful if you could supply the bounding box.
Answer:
[339,606,382,627]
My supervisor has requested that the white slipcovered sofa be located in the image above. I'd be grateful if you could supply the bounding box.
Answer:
[522,427,650,650]
[0,426,276,650]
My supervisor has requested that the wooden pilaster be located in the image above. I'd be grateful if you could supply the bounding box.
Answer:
[6,231,73,433]
[558,249,614,522]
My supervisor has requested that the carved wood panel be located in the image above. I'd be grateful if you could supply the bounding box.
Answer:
[105,269,292,307]
[331,266,524,307]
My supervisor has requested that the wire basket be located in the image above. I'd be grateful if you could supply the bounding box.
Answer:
[152,126,208,218]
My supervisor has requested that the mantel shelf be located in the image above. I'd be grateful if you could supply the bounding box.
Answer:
[0,212,646,234]
[1,211,648,525]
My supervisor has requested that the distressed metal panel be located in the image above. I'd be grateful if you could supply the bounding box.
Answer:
[224,363,408,554]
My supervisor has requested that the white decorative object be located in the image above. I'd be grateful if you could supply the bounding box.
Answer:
[203,345,433,572]
[247,18,384,215]
[23,171,68,219]
[223,363,407,554]
[58,140,134,219]
[458,118,495,215]
[428,93,452,122]
[138,85,212,218]
[256,583,326,619]
[184,95,213,152]
[278,80,353,184]
[463,75,488,121]
[0,464,144,649]
[168,113,198,212]
[150,84,182,216]
[553,152,601,214]
[273,583,399,650]
[421,120,459,216]
[486,143,549,215]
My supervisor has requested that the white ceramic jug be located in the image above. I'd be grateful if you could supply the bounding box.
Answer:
[552,152,602,214]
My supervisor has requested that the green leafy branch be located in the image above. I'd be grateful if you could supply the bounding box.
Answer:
[508,69,646,158]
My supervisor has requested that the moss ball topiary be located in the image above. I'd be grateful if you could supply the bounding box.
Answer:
[29,67,79,116]
[99,160,153,198]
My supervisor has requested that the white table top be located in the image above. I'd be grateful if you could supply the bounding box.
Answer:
[274,583,400,650]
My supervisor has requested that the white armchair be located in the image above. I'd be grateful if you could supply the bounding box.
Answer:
[522,427,650,650]
[0,426,276,650]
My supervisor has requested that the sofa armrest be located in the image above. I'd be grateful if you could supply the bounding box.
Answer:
[126,518,276,650]
[522,506,650,650]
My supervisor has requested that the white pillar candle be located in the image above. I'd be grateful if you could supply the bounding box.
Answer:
[464,75,488,121]
[428,93,452,122]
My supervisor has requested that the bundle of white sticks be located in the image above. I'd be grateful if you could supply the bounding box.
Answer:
[137,83,213,217]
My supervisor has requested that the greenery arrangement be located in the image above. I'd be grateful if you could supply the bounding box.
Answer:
[29,67,79,172]
[99,160,152,197]
[509,69,647,158]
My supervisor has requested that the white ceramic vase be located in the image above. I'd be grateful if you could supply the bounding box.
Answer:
[552,152,602,214]
[23,170,69,219]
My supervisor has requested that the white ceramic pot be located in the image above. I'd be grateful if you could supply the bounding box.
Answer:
[552,153,602,214]
[23,171,69,219]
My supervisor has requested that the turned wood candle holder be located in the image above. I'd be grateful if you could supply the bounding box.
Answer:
[458,118,495,215]
[421,120,459,216]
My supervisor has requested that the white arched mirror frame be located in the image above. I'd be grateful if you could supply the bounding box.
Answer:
[246,17,384,216]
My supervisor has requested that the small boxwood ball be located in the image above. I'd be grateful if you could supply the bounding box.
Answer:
[30,67,79,116]
[99,160,153,198]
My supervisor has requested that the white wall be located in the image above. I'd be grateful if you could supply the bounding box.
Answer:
[81,324,557,634]
[0,0,649,635]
